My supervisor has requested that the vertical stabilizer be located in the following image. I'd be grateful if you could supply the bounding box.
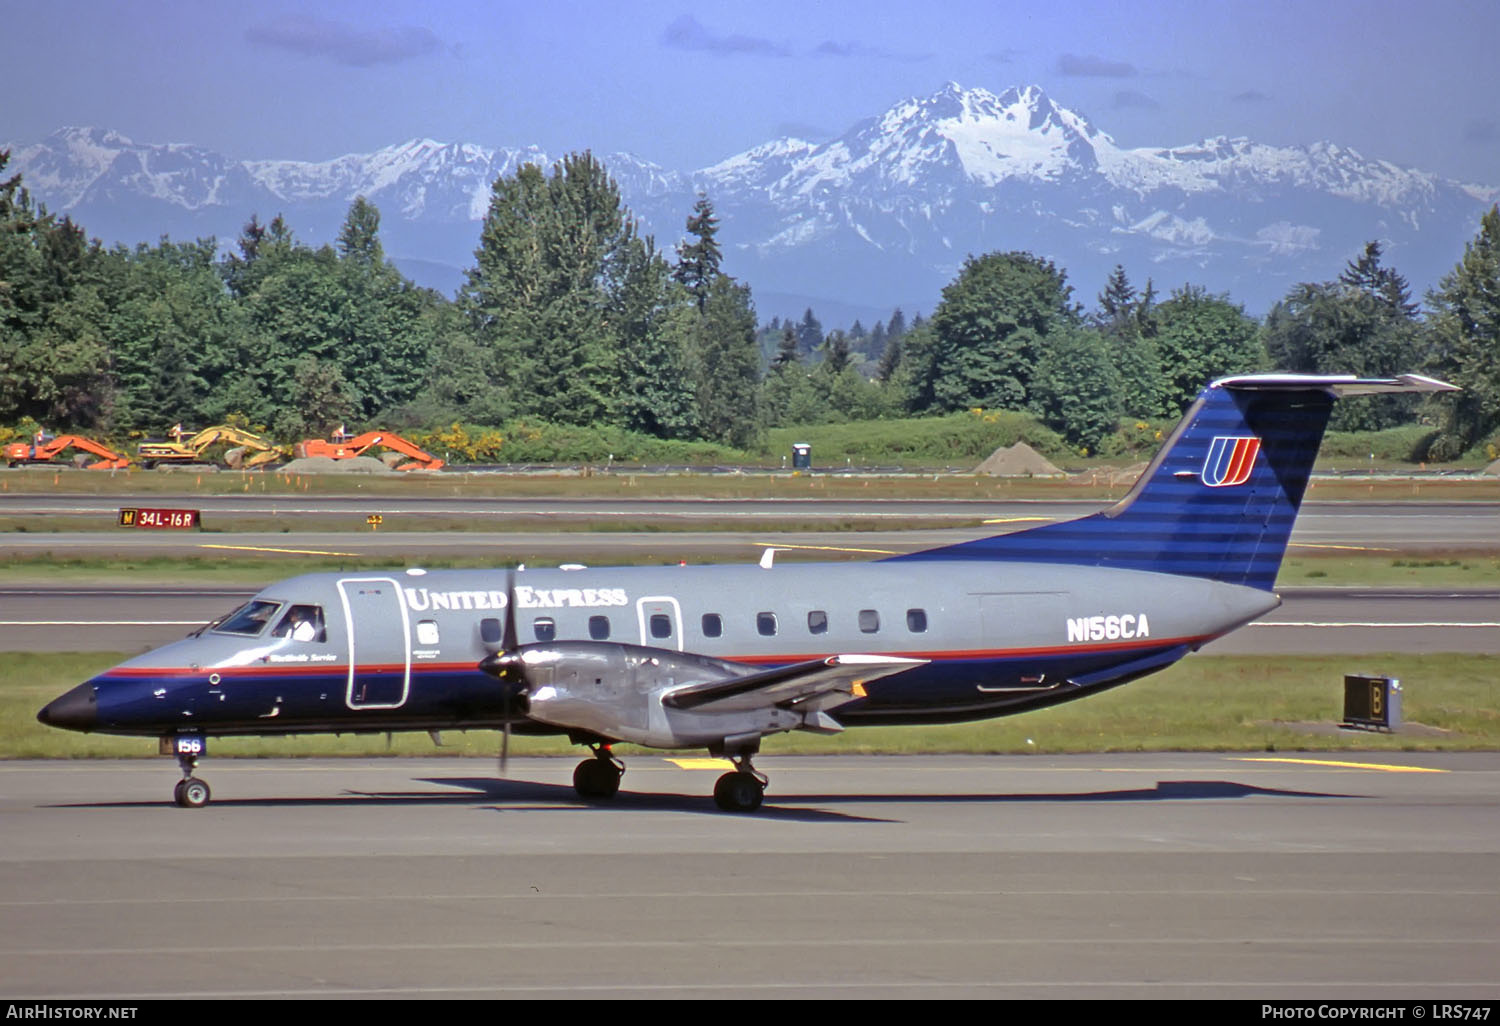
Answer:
[893,375,1457,591]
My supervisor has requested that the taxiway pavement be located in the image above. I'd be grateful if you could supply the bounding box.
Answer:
[1,753,1495,999]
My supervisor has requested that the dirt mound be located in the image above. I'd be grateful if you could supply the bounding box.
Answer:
[1484,457,1500,476]
[974,441,1065,477]
[280,456,394,475]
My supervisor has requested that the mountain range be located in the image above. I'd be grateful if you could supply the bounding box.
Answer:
[7,83,1496,321]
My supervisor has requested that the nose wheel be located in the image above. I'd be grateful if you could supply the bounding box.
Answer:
[173,776,211,808]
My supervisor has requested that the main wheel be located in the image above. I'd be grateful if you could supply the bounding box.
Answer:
[572,759,620,800]
[713,771,764,813]
[176,777,211,808]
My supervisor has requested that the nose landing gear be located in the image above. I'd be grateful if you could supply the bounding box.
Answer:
[165,736,212,808]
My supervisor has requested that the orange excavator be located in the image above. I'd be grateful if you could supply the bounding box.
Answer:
[4,430,131,470]
[293,427,444,471]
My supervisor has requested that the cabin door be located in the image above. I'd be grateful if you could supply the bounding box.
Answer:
[337,576,412,709]
[635,596,683,651]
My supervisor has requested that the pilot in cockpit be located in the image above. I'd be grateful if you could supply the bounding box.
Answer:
[273,605,326,643]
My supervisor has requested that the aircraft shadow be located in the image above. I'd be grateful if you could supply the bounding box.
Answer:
[770,780,1363,805]
[45,777,1355,818]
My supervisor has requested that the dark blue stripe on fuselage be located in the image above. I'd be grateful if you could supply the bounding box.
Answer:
[82,639,1192,736]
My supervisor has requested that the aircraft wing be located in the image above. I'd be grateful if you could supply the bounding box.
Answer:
[661,654,926,715]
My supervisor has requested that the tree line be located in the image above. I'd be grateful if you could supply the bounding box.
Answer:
[2,147,1496,459]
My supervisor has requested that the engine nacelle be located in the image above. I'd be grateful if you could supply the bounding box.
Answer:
[503,642,807,748]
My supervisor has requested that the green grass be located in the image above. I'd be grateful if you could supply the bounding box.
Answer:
[2,545,1495,588]
[8,652,1496,760]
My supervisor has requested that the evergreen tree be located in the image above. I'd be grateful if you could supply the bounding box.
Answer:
[674,194,722,311]
[1425,206,1500,458]
[886,308,907,341]
[615,240,696,438]
[0,154,113,427]
[875,333,903,382]
[796,308,823,356]
[337,196,384,268]
[687,274,761,447]
[1340,240,1418,319]
[1091,264,1167,418]
[822,330,853,374]
[1265,243,1425,430]
[463,153,633,426]
[1096,264,1137,334]
[771,326,799,372]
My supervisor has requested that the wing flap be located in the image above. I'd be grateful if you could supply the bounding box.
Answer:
[661,654,925,714]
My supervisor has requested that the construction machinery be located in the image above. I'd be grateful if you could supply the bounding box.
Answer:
[294,429,444,471]
[5,431,131,470]
[137,425,288,470]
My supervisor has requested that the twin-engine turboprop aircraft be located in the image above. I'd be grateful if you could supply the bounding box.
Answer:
[38,374,1454,811]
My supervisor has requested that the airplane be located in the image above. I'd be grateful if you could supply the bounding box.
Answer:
[36,373,1455,812]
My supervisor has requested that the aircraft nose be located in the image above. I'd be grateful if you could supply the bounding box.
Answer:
[37,683,98,732]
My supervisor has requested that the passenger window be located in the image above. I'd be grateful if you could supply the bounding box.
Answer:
[479,618,503,645]
[757,612,777,637]
[589,615,611,640]
[533,617,556,642]
[272,604,326,643]
[415,620,440,646]
[702,613,722,638]
[649,614,672,639]
[859,609,880,634]
[807,610,828,634]
[906,608,928,633]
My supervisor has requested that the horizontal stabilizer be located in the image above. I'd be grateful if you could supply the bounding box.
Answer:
[1212,373,1458,396]
[662,654,926,713]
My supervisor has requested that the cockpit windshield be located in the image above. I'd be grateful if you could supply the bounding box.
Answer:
[207,600,284,637]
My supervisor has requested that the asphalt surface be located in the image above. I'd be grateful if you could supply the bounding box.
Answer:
[1,753,1495,999]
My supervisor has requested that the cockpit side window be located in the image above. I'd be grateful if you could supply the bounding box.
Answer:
[211,600,283,637]
[272,604,327,643]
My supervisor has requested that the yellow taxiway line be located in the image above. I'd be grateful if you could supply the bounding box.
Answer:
[1234,757,1447,774]
[200,544,362,557]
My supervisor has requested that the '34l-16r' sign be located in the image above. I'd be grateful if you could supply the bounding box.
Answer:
[118,507,200,529]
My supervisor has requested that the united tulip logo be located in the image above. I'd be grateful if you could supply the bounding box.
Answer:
[1202,436,1260,487]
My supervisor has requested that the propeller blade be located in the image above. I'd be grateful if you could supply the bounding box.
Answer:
[498,567,518,775]
[502,567,518,653]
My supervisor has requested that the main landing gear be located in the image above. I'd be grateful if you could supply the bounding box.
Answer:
[713,751,767,813]
[572,745,624,800]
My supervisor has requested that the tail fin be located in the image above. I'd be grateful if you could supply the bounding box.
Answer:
[893,374,1457,591]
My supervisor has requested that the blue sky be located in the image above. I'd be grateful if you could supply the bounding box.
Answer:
[6,0,1498,183]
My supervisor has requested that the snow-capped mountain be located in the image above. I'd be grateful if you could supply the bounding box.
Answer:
[6,85,1495,315]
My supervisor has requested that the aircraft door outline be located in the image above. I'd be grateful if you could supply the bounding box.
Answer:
[635,596,683,651]
[337,576,412,709]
